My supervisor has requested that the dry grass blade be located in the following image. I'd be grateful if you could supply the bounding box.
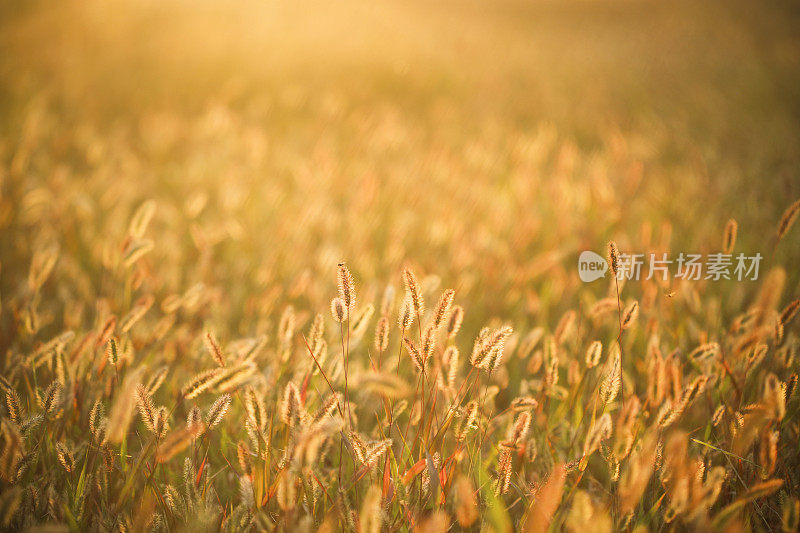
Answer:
[104,367,145,443]
[777,198,800,240]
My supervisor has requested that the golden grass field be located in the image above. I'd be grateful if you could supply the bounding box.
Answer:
[1,0,800,531]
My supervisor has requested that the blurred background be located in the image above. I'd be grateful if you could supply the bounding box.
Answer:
[2,3,800,528]
[1,0,799,333]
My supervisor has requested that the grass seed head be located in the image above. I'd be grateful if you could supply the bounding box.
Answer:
[403,267,424,317]
[585,340,602,368]
[182,368,222,399]
[206,394,232,430]
[187,406,204,435]
[777,198,800,240]
[607,241,620,277]
[40,381,63,417]
[106,337,119,366]
[432,289,455,329]
[204,331,226,368]
[374,316,390,353]
[447,305,464,339]
[404,337,426,373]
[331,297,347,323]
[397,296,414,331]
[337,264,356,314]
[723,218,738,254]
[55,443,74,473]
[280,382,303,426]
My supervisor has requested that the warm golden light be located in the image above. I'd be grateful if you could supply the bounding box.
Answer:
[1,0,799,530]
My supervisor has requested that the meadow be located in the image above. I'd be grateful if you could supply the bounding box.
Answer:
[1,0,800,531]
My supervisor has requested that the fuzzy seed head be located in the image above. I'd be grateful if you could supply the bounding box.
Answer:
[183,368,222,399]
[206,394,232,430]
[723,218,737,254]
[507,411,531,445]
[135,384,157,433]
[403,268,424,318]
[404,338,426,373]
[398,296,414,331]
[41,381,63,416]
[585,340,602,368]
[5,389,23,423]
[600,350,622,405]
[432,289,455,329]
[331,297,347,323]
[607,241,619,277]
[337,264,356,314]
[106,337,119,365]
[56,443,74,473]
[187,406,204,435]
[89,400,105,441]
[374,317,390,353]
[621,301,639,330]
[447,305,464,339]
[204,331,226,367]
[280,382,303,425]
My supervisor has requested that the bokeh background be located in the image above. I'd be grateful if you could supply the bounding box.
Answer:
[2,1,800,530]
[1,0,799,346]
